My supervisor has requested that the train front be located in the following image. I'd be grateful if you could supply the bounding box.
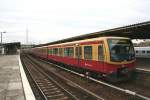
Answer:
[105,38,136,82]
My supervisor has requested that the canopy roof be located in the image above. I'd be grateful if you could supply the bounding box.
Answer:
[38,21,150,47]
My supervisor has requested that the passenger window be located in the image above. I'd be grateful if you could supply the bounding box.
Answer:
[49,49,53,55]
[53,48,58,55]
[147,51,150,53]
[84,46,92,60]
[64,47,74,57]
[98,45,104,61]
[142,51,145,53]
[135,51,138,53]
[44,48,47,54]
[75,47,82,59]
[59,48,63,56]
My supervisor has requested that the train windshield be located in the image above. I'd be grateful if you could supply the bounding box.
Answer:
[108,39,135,62]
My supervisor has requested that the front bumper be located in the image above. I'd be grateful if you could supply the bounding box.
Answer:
[105,69,136,83]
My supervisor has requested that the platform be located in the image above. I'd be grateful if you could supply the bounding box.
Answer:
[0,55,35,100]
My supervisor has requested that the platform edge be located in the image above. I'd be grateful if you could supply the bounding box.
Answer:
[18,55,36,100]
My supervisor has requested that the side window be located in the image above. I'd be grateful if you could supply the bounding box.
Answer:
[49,48,53,55]
[64,47,74,57]
[64,48,67,56]
[135,51,138,53]
[75,47,82,59]
[59,48,63,56]
[84,46,92,60]
[69,47,74,57]
[53,48,58,55]
[147,51,150,53]
[98,45,104,61]
[142,50,145,53]
[44,47,47,54]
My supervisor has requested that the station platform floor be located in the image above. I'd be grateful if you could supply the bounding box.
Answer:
[0,55,35,100]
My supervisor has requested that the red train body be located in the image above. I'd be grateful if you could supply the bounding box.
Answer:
[30,37,136,82]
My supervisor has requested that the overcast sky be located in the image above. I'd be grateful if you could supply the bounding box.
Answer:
[0,0,150,44]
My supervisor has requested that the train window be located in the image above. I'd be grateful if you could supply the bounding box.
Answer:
[98,45,104,61]
[64,47,74,57]
[84,46,92,60]
[59,48,63,56]
[64,48,67,56]
[75,47,82,59]
[142,50,145,53]
[53,48,58,55]
[135,51,138,53]
[49,49,53,55]
[43,48,45,53]
[44,48,47,54]
[147,51,150,53]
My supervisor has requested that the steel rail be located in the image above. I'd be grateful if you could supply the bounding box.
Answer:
[23,55,81,100]
[26,55,104,100]
[21,56,48,100]
[136,68,150,73]
[28,60,80,100]
[37,57,150,100]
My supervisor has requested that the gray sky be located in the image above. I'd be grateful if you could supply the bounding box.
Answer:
[0,0,150,44]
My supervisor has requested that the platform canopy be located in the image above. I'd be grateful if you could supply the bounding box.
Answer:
[2,42,20,54]
[40,21,150,46]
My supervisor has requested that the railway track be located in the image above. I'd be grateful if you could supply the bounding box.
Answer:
[21,54,104,100]
[26,53,150,100]
[22,55,78,100]
[21,54,149,100]
[113,67,150,96]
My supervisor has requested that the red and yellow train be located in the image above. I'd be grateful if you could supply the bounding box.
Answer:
[30,36,136,82]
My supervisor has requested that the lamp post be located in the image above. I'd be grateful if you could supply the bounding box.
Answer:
[1,31,6,45]
[0,31,6,54]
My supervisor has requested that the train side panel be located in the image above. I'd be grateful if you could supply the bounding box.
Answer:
[134,47,150,58]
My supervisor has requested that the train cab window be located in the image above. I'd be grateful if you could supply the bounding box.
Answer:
[98,45,104,61]
[75,47,82,59]
[142,51,145,53]
[53,48,58,55]
[84,46,92,60]
[64,47,74,57]
[49,49,53,55]
[59,48,63,56]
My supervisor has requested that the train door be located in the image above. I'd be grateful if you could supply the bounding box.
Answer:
[98,44,105,71]
[75,46,82,67]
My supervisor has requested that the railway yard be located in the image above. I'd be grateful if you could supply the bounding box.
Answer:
[19,53,150,100]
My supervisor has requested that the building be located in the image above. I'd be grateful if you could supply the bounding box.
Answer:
[0,42,21,55]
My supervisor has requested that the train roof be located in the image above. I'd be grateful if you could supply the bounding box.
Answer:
[33,37,129,48]
[134,47,150,50]
[46,36,129,47]
[36,36,130,48]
